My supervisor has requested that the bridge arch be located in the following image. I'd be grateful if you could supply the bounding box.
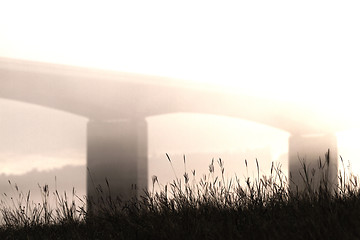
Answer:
[0,58,340,212]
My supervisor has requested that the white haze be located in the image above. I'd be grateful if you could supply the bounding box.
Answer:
[0,1,359,196]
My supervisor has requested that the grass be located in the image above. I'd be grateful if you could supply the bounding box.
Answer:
[0,153,359,239]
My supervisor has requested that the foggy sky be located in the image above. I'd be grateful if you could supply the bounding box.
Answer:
[1,1,360,196]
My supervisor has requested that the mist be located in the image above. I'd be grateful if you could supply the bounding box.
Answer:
[0,1,359,230]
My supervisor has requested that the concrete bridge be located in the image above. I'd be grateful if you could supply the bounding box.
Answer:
[0,57,349,208]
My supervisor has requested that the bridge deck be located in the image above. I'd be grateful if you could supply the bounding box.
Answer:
[0,57,352,134]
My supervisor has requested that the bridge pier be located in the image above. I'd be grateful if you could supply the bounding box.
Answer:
[288,134,338,194]
[86,119,148,213]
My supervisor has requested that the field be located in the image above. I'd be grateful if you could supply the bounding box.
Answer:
[0,155,359,239]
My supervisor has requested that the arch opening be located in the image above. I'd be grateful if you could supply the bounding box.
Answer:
[0,99,87,205]
[147,113,289,191]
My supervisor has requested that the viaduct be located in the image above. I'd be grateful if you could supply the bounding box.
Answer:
[0,57,349,210]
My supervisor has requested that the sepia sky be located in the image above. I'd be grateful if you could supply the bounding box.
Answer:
[0,1,360,185]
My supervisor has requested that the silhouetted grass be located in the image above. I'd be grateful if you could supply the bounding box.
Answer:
[0,154,360,239]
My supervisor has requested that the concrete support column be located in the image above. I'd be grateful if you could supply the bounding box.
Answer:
[86,119,147,212]
[288,134,338,194]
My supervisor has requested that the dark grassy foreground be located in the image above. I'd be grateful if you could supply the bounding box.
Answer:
[0,156,360,239]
